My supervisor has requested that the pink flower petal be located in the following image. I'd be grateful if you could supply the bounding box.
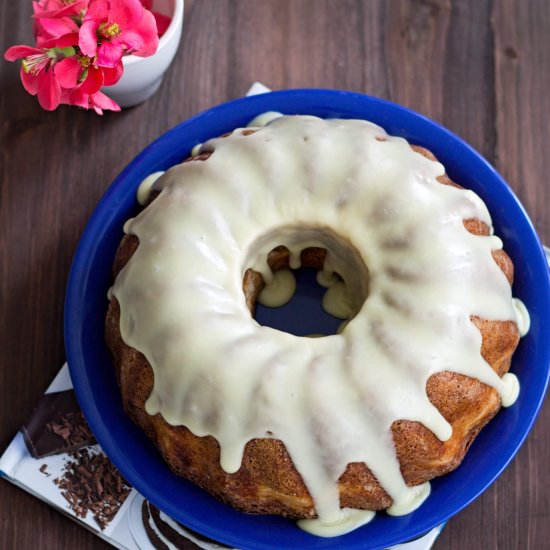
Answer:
[90,90,121,115]
[33,2,53,42]
[79,18,100,57]
[64,88,121,115]
[97,41,124,68]
[80,65,103,94]
[36,16,79,40]
[32,1,43,15]
[110,0,144,29]
[44,32,80,48]
[54,56,82,88]
[113,30,144,53]
[65,87,88,108]
[131,9,159,57]
[33,0,88,19]
[140,0,153,10]
[60,87,72,104]
[102,62,123,86]
[20,66,40,95]
[83,0,110,21]
[37,69,61,110]
[4,45,43,61]
[153,12,171,37]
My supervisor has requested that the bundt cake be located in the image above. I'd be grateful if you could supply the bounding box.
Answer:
[105,115,529,536]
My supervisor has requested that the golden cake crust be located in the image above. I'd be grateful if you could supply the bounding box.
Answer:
[105,143,520,519]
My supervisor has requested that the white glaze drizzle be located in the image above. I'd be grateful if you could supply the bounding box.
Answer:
[257,269,296,307]
[114,116,529,536]
[191,142,203,157]
[247,110,283,128]
[298,508,376,537]
[137,171,165,205]
[512,297,530,336]
[322,279,357,319]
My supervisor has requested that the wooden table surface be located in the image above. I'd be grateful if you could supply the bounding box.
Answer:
[1,1,549,548]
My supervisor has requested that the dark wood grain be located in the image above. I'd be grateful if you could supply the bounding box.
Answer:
[436,1,550,549]
[0,1,548,548]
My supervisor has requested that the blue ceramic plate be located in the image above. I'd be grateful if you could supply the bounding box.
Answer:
[65,90,550,550]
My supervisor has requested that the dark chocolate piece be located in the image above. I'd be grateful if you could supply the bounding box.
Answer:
[54,449,130,530]
[21,389,96,458]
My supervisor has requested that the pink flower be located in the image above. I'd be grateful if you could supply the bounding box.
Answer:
[4,0,162,114]
[79,0,158,68]
[4,44,69,110]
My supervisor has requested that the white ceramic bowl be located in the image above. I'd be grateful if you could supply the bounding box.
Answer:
[103,0,184,108]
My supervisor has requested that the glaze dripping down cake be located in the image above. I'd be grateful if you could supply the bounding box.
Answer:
[105,115,529,536]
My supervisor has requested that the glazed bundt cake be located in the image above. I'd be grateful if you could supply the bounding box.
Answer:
[105,115,529,536]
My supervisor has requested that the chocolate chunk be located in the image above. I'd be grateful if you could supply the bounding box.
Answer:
[21,389,96,458]
[54,449,131,530]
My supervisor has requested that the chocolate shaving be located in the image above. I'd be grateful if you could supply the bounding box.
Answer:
[54,449,130,530]
[39,464,50,476]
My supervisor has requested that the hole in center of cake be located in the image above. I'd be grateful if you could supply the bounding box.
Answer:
[242,227,369,337]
